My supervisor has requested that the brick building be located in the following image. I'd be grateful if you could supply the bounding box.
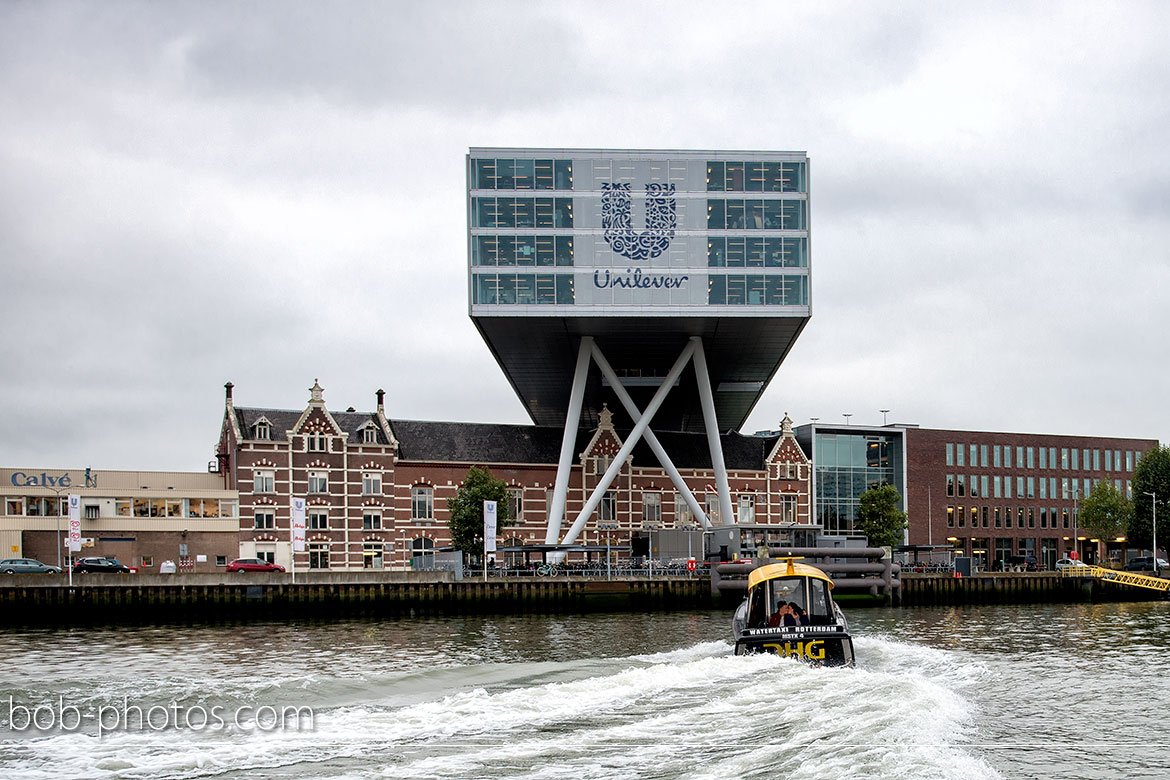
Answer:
[904,427,1158,568]
[215,381,815,571]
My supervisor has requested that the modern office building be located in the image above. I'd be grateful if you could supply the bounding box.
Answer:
[0,467,239,572]
[904,428,1158,568]
[468,148,812,543]
[214,381,815,570]
[794,423,908,537]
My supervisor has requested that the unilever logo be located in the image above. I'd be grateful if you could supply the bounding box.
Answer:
[601,182,676,261]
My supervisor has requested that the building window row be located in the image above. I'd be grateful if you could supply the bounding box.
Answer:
[706,199,806,231]
[708,236,807,268]
[473,273,574,305]
[472,197,573,229]
[471,158,573,191]
[946,474,1132,501]
[472,235,574,267]
[3,497,237,518]
[947,504,1083,530]
[706,161,806,193]
[708,274,808,306]
[945,443,1142,473]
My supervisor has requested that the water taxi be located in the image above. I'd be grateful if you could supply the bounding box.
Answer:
[732,557,855,666]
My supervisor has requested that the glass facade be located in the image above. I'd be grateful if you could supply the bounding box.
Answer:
[468,149,810,310]
[813,431,901,535]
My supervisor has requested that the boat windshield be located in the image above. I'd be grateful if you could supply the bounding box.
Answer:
[747,576,809,627]
[746,575,837,627]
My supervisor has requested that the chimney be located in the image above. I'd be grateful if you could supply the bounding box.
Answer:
[225,382,234,402]
[376,388,385,413]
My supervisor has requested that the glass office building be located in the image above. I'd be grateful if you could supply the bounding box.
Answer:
[467,148,813,434]
[796,424,907,536]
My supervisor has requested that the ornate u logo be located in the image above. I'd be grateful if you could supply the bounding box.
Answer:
[601,182,676,261]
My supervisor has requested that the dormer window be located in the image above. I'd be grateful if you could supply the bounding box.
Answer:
[256,421,270,440]
[362,427,377,444]
[307,434,328,452]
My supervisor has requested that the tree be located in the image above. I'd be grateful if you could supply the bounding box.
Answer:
[1078,480,1131,549]
[857,484,908,549]
[1130,445,1170,551]
[446,466,514,560]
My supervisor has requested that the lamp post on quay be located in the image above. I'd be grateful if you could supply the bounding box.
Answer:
[1145,491,1158,575]
[599,523,619,580]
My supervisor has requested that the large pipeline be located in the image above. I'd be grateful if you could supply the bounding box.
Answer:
[711,547,901,602]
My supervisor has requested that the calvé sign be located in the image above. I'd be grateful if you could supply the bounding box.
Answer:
[10,472,74,487]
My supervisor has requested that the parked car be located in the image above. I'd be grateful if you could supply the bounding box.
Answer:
[1055,558,1088,571]
[72,557,131,574]
[1124,557,1170,572]
[0,558,62,575]
[226,558,285,573]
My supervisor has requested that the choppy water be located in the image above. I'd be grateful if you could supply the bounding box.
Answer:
[2,601,1168,779]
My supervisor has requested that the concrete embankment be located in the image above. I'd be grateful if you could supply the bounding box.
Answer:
[0,572,715,624]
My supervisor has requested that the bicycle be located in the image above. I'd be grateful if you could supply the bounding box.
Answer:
[537,562,561,576]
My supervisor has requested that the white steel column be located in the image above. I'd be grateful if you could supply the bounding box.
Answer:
[589,342,711,529]
[559,341,696,546]
[544,337,593,544]
[691,337,734,526]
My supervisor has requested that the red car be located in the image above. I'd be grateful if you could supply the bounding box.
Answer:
[226,558,285,573]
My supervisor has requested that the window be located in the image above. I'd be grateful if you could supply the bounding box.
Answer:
[993,446,1001,468]
[601,491,617,523]
[947,506,955,527]
[412,486,434,520]
[253,510,275,529]
[1040,447,1048,469]
[220,500,238,518]
[257,550,275,564]
[946,475,955,497]
[1027,447,1035,468]
[363,543,386,569]
[642,492,662,525]
[674,493,692,524]
[946,443,955,467]
[307,434,328,452]
[1004,447,1012,469]
[779,495,797,524]
[705,493,721,524]
[254,470,275,494]
[739,494,756,524]
[84,504,99,519]
[362,427,378,444]
[994,476,1001,498]
[308,471,328,494]
[508,488,523,521]
[595,454,613,476]
[363,472,382,496]
[141,556,153,568]
[256,421,270,440]
[308,510,328,530]
[980,445,988,467]
[216,556,227,567]
[116,499,131,517]
[957,446,965,467]
[363,510,382,530]
[308,543,329,569]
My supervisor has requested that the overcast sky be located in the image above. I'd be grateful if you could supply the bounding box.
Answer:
[3,1,1168,472]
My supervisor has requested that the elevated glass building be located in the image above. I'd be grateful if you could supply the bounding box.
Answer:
[467,148,813,544]
[795,424,907,536]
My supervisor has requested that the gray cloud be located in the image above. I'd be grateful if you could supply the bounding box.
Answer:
[2,0,1169,473]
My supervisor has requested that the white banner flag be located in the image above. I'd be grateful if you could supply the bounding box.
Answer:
[483,500,497,553]
[291,497,306,553]
[67,494,81,552]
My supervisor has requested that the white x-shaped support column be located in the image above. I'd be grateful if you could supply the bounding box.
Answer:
[544,336,736,548]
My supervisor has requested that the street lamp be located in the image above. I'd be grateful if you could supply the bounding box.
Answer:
[599,523,618,580]
[880,409,890,426]
[1145,491,1158,575]
[1072,484,1079,562]
[842,413,852,425]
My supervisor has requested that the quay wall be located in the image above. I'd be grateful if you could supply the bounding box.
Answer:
[0,574,715,624]
[1,572,1164,625]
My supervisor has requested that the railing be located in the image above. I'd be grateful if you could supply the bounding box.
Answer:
[1060,565,1170,593]
[461,561,703,579]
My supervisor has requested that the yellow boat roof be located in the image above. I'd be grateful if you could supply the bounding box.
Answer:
[747,558,835,590]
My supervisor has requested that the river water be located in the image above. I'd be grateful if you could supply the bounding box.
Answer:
[2,601,1168,780]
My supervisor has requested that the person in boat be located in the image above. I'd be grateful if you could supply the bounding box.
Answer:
[767,602,806,627]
